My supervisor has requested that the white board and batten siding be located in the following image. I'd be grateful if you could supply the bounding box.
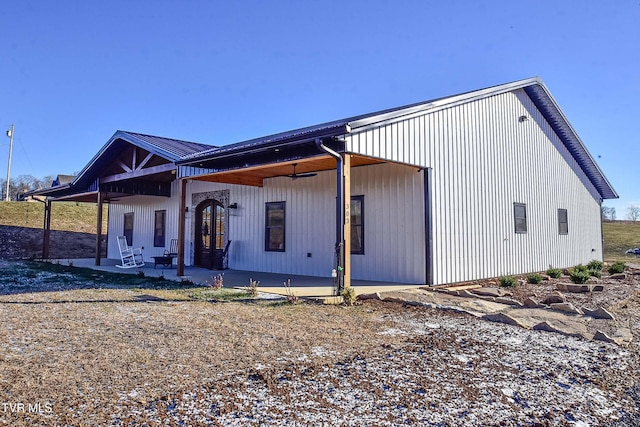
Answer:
[109,163,427,284]
[107,186,182,260]
[345,88,603,286]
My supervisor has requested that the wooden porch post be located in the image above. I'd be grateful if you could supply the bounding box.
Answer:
[42,200,52,259]
[95,191,103,266]
[342,154,351,289]
[177,178,187,276]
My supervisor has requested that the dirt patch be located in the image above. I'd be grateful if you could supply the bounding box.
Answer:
[0,225,105,260]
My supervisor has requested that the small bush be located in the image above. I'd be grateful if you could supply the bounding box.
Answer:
[587,260,604,272]
[283,278,299,304]
[569,269,591,284]
[341,287,357,306]
[588,269,601,278]
[573,264,588,273]
[608,261,626,274]
[546,268,563,279]
[207,273,224,290]
[247,278,260,297]
[499,276,517,288]
[527,273,543,284]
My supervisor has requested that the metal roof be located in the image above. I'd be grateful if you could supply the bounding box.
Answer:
[120,131,215,159]
[30,130,215,199]
[179,77,617,200]
[30,78,617,202]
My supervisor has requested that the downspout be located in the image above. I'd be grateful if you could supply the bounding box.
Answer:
[315,138,344,294]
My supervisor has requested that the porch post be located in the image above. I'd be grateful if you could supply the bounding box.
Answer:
[42,200,52,259]
[177,178,187,276]
[95,190,103,266]
[342,154,351,289]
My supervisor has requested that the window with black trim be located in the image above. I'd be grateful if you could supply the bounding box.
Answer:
[265,202,285,252]
[124,212,134,246]
[514,203,527,234]
[351,196,364,254]
[154,210,166,247]
[558,209,568,235]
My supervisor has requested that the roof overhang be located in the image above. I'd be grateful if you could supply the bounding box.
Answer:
[189,154,385,187]
[522,84,618,200]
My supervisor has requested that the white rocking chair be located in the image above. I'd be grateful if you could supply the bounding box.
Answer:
[116,236,145,269]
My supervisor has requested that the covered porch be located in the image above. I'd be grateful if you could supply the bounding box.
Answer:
[58,258,422,297]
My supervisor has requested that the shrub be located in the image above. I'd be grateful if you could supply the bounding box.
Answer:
[608,261,626,274]
[283,278,299,304]
[341,287,357,306]
[588,269,601,278]
[499,276,517,288]
[527,273,543,284]
[573,264,588,273]
[546,268,563,279]
[569,269,591,284]
[207,273,224,290]
[247,278,260,297]
[587,260,604,271]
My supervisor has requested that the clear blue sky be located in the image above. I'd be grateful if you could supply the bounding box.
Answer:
[1,1,638,215]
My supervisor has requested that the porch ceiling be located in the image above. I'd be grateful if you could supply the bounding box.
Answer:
[191,155,385,187]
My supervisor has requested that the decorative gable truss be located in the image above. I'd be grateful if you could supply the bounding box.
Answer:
[99,145,175,197]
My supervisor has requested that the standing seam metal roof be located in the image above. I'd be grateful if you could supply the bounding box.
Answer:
[119,131,216,158]
[178,77,617,200]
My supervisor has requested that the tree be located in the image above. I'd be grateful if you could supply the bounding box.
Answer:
[601,206,616,221]
[627,205,640,221]
[0,174,57,201]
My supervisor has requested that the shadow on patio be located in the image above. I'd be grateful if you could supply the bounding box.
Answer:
[61,258,423,297]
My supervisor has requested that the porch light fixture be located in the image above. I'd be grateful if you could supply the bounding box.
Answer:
[228,203,238,209]
[518,115,529,123]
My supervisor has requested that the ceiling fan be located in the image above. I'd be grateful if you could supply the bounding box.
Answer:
[286,163,317,180]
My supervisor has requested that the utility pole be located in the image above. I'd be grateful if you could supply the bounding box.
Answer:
[5,124,14,202]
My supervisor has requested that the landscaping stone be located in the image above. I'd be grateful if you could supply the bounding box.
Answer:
[592,284,604,292]
[582,307,615,320]
[471,287,505,298]
[523,297,545,308]
[556,283,594,293]
[593,329,633,346]
[533,321,585,338]
[483,313,529,328]
[472,294,497,303]
[542,291,565,305]
[495,297,524,307]
[568,284,593,293]
[610,273,626,280]
[357,292,382,301]
[549,302,583,315]
[456,289,478,298]
[593,330,616,344]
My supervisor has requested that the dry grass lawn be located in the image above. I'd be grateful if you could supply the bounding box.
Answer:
[0,287,404,426]
[1,261,640,426]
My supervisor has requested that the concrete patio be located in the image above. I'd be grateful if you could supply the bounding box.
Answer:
[58,258,423,297]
